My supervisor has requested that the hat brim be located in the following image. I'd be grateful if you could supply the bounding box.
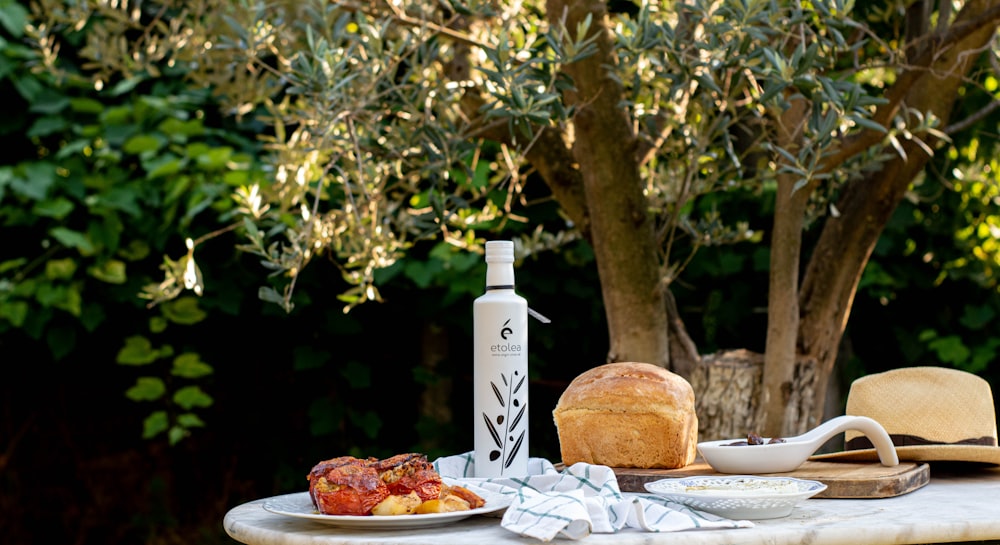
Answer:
[813,445,1000,465]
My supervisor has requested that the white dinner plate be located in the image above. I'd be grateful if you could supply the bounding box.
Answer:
[261,484,511,529]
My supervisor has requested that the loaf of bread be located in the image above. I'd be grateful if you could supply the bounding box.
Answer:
[552,362,698,469]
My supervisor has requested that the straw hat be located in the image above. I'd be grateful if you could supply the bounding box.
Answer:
[814,366,1000,465]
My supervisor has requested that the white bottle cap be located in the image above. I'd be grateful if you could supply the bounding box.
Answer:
[485,240,514,262]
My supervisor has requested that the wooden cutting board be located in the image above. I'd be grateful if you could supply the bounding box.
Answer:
[611,459,930,498]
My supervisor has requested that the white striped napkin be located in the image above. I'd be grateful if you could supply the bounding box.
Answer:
[434,452,754,542]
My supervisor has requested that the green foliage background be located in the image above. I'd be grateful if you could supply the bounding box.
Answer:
[1,2,999,544]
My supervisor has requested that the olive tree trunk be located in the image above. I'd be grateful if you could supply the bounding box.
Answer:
[759,96,815,437]
[545,0,672,368]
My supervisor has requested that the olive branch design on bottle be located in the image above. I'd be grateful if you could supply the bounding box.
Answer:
[481,369,526,469]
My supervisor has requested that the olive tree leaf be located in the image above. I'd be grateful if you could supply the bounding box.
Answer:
[49,227,95,255]
[0,1,29,37]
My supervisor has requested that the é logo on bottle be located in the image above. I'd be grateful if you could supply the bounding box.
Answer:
[500,318,513,340]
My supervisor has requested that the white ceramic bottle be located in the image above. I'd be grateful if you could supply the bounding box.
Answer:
[473,240,529,477]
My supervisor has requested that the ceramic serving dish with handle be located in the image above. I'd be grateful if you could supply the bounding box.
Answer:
[697,415,898,474]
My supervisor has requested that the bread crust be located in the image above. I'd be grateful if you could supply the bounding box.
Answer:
[552,362,698,469]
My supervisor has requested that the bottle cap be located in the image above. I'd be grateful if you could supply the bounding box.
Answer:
[484,240,514,262]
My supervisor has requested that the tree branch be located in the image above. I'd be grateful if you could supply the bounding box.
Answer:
[824,2,1000,170]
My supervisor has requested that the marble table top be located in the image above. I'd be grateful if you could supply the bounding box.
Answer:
[224,466,1000,545]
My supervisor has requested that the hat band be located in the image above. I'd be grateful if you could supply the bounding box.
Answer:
[847,434,998,450]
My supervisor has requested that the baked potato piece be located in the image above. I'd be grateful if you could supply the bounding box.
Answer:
[414,484,487,513]
[441,483,486,509]
[371,492,422,516]
[414,495,471,514]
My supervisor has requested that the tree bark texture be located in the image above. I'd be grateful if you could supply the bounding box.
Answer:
[546,0,671,367]
[690,349,763,440]
[797,0,1000,429]
[761,97,815,437]
[692,349,826,441]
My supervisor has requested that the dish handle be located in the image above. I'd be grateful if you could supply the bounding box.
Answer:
[799,415,899,466]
